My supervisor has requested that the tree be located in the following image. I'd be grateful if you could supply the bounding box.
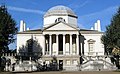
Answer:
[1,57,6,71]
[18,37,42,61]
[0,5,18,70]
[101,7,120,69]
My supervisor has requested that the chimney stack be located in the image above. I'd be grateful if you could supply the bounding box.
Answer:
[20,20,24,32]
[23,22,26,31]
[94,22,98,30]
[97,20,101,31]
[92,20,101,31]
[19,20,26,32]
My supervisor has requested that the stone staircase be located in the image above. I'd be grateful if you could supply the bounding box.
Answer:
[80,55,117,71]
[14,61,37,72]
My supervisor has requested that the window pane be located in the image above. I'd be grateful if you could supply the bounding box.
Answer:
[66,60,70,65]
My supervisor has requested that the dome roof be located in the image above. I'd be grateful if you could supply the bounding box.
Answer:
[44,5,77,18]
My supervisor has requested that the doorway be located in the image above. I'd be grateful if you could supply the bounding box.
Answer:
[59,60,63,70]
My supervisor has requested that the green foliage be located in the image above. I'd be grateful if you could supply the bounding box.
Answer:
[102,7,120,50]
[102,7,120,69]
[18,37,42,60]
[0,5,17,70]
[0,5,17,52]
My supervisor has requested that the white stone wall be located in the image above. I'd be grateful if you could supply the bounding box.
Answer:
[44,16,77,28]
[68,16,77,26]
[81,33,104,56]
[44,16,68,27]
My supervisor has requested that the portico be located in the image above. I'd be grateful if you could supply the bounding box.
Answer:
[44,33,79,56]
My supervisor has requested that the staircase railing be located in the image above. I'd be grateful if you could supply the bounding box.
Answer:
[80,55,116,70]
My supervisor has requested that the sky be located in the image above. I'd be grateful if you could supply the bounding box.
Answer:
[0,0,120,49]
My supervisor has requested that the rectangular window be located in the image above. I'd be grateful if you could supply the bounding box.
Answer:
[89,43,93,51]
[66,60,70,65]
[89,43,94,55]
[72,60,77,65]
[45,60,50,64]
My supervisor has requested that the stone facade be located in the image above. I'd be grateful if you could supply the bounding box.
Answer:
[14,5,116,71]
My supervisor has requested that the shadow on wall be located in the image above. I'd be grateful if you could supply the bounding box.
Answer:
[18,38,43,60]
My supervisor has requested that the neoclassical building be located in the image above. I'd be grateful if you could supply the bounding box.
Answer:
[16,5,116,71]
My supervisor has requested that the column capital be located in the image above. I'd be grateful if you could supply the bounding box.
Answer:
[44,34,49,35]
[49,34,52,36]
[56,34,59,36]
[69,34,73,36]
[63,34,66,36]
[76,34,79,38]
[43,34,48,36]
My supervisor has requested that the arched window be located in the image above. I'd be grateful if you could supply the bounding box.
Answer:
[55,17,66,23]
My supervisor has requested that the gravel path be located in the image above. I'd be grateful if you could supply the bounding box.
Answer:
[11,71,120,74]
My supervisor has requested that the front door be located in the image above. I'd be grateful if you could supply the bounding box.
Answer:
[59,60,63,70]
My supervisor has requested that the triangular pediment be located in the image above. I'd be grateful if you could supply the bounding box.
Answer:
[44,22,78,31]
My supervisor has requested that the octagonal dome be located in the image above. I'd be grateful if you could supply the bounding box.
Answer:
[44,5,77,18]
